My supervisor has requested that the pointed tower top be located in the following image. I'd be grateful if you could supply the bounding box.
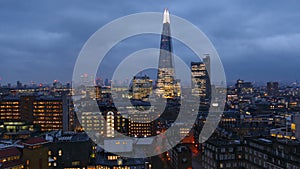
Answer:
[163,8,170,24]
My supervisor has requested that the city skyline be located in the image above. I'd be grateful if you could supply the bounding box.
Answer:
[1,3,300,168]
[1,0,300,84]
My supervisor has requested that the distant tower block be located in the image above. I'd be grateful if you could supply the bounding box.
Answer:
[191,60,211,99]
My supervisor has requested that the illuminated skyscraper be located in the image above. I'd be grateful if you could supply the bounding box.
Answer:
[191,55,211,99]
[156,9,178,99]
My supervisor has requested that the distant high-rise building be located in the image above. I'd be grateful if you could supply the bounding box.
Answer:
[235,79,253,96]
[191,58,211,99]
[156,9,180,99]
[130,75,153,101]
[17,81,22,89]
[267,81,279,96]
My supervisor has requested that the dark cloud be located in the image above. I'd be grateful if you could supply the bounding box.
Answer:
[0,0,300,84]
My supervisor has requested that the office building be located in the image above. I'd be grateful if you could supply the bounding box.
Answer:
[191,59,211,99]
[80,110,127,140]
[80,111,106,136]
[131,75,153,101]
[33,96,73,132]
[128,110,155,137]
[0,96,20,122]
[0,95,74,132]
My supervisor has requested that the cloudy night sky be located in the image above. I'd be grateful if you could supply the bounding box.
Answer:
[1,0,300,85]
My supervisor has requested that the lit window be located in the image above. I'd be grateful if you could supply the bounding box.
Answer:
[291,123,296,130]
[72,161,80,166]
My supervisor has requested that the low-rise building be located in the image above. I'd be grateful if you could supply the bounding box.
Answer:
[0,146,24,169]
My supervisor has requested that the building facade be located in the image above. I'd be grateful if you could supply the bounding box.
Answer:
[0,95,74,132]
[202,137,300,169]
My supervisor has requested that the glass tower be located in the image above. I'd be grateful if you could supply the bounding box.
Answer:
[156,9,177,98]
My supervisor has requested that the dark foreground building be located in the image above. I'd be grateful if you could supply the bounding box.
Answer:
[202,137,300,169]
[46,131,95,168]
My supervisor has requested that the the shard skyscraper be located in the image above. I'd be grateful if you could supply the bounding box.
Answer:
[156,9,180,99]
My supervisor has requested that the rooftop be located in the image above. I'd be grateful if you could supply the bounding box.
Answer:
[0,147,21,159]
[21,137,48,146]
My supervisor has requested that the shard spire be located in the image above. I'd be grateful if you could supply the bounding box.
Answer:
[163,8,170,24]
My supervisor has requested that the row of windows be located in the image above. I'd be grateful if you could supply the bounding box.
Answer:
[0,109,20,112]
[0,105,19,108]
[0,155,20,163]
[33,102,61,105]
[0,102,19,104]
